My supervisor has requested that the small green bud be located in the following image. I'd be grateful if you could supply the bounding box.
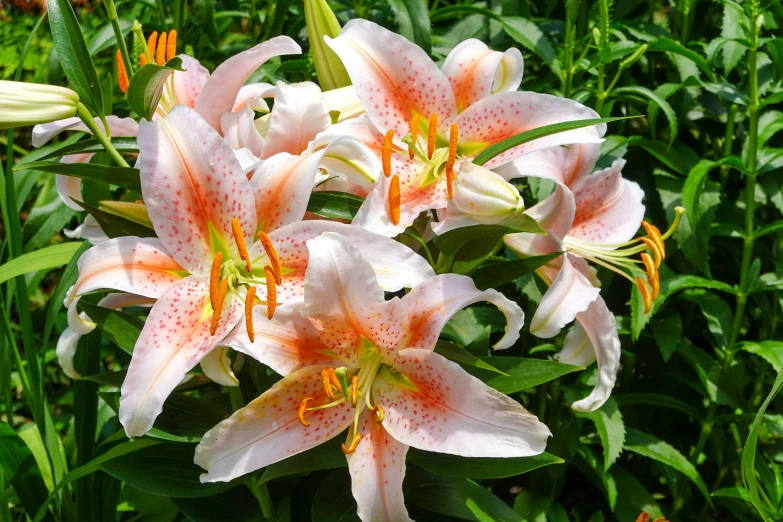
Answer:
[304,0,351,91]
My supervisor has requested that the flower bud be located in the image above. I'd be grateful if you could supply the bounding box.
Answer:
[452,163,525,225]
[305,0,351,91]
[0,81,79,130]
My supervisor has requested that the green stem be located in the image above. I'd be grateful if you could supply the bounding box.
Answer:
[0,301,31,395]
[246,477,275,519]
[155,0,166,23]
[562,4,576,98]
[228,386,244,411]
[75,103,130,168]
[719,104,737,187]
[595,65,606,116]
[105,0,134,78]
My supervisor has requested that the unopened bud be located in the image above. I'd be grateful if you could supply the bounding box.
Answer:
[0,81,79,130]
[305,0,351,91]
[619,43,647,70]
[452,163,525,225]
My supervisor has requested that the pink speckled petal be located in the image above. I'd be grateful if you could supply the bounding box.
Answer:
[352,156,447,237]
[455,92,604,169]
[220,304,344,376]
[69,237,186,302]
[302,233,406,358]
[260,81,329,158]
[32,115,139,148]
[221,106,264,157]
[138,106,257,274]
[56,152,93,210]
[195,365,354,482]
[348,409,413,522]
[200,345,238,386]
[442,39,523,112]
[375,349,550,457]
[325,19,456,143]
[172,55,210,109]
[249,221,434,306]
[309,116,383,153]
[232,82,275,112]
[494,143,600,188]
[559,296,621,412]
[528,253,600,338]
[194,37,302,131]
[401,273,524,351]
[119,275,243,436]
[570,159,646,245]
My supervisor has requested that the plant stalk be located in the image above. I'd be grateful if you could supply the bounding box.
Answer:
[75,103,131,168]
[104,0,134,78]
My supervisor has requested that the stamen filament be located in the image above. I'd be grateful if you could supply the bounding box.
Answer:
[209,252,223,310]
[660,207,686,241]
[427,113,438,160]
[382,130,394,178]
[166,29,177,61]
[298,397,314,427]
[577,252,638,284]
[231,218,252,272]
[116,50,129,94]
[306,397,346,411]
[408,114,420,160]
[264,266,277,319]
[245,286,257,342]
[258,231,282,285]
[210,279,228,335]
[388,175,401,225]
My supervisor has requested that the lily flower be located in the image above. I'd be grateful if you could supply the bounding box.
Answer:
[502,144,684,411]
[323,19,605,236]
[65,106,434,436]
[195,232,549,522]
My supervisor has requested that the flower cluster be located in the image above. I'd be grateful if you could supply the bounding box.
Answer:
[9,16,683,522]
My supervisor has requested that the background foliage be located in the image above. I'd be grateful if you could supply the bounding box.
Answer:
[1,0,783,520]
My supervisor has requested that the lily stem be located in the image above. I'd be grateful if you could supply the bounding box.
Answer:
[75,102,130,168]
[246,477,275,519]
[104,0,134,78]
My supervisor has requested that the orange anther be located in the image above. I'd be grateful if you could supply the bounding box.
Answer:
[298,397,313,427]
[210,279,228,335]
[642,221,666,260]
[382,130,394,178]
[264,266,277,319]
[636,514,650,522]
[139,53,148,67]
[245,285,257,342]
[166,29,177,61]
[640,237,663,268]
[641,252,656,282]
[116,50,129,94]
[408,114,420,160]
[636,276,652,314]
[341,432,362,454]
[209,252,223,310]
[350,375,359,406]
[322,369,335,400]
[388,175,401,225]
[427,113,438,160]
[258,231,282,285]
[651,271,660,301]
[373,404,384,424]
[445,123,458,199]
[147,32,158,60]
[156,32,167,65]
[231,218,251,272]
[328,368,341,390]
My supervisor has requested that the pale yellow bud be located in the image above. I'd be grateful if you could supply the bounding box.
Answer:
[452,163,525,224]
[0,81,79,130]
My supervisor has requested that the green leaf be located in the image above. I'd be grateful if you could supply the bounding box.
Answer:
[614,393,705,421]
[46,0,104,116]
[702,81,750,105]
[99,442,233,497]
[473,117,633,166]
[612,86,678,144]
[73,199,156,239]
[624,427,711,503]
[260,438,346,483]
[0,422,55,522]
[311,469,360,522]
[78,302,144,354]
[14,161,141,193]
[40,137,139,160]
[660,274,736,297]
[387,0,431,53]
[677,340,745,408]
[404,466,523,521]
[766,39,783,78]
[433,224,541,275]
[464,357,582,395]
[612,466,664,521]
[434,341,507,375]
[408,448,562,479]
[172,487,262,522]
[306,191,364,220]
[577,398,625,472]
[471,252,561,290]
[0,241,83,285]
[501,17,560,73]
[127,58,184,120]
[742,371,783,522]
[721,1,747,73]
[740,341,783,371]
[647,37,716,81]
